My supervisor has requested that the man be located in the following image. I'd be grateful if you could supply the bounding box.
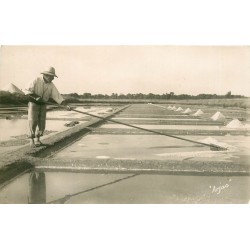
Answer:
[28,171,46,204]
[24,66,71,147]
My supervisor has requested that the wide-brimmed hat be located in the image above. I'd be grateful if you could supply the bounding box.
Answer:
[41,66,58,78]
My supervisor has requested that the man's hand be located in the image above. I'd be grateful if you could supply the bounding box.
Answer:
[35,97,43,103]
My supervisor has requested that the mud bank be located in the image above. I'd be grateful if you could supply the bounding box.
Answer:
[34,158,250,176]
[90,128,250,136]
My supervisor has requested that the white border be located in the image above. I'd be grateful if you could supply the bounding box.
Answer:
[0,1,249,250]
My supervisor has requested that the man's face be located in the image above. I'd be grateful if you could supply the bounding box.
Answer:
[43,74,54,83]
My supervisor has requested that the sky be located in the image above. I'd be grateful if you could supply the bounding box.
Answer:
[0,46,250,97]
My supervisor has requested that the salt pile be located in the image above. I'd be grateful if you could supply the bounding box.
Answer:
[2,83,24,94]
[193,109,204,116]
[183,108,192,114]
[176,107,183,111]
[172,106,177,111]
[199,137,220,145]
[156,150,227,159]
[211,111,225,121]
[226,119,245,129]
[96,156,110,159]
[167,105,172,109]
[199,137,236,151]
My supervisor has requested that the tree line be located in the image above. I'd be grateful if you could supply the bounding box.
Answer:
[0,90,246,105]
[64,91,244,100]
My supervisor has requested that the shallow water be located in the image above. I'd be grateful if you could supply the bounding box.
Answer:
[0,119,28,141]
[46,106,113,119]
[0,171,249,204]
[0,106,113,141]
[53,134,250,163]
[0,119,73,141]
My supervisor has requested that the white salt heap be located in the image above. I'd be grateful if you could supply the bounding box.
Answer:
[176,107,183,111]
[155,137,239,159]
[226,119,245,129]
[96,156,110,159]
[211,111,225,121]
[199,137,237,151]
[172,106,177,111]
[193,109,204,116]
[183,108,192,114]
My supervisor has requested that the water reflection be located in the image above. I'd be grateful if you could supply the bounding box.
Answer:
[0,169,249,204]
[28,172,46,204]
[48,174,138,204]
[28,171,138,204]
